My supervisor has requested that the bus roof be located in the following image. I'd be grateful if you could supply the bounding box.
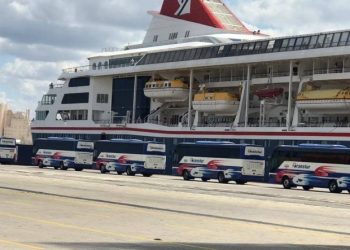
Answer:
[100,139,162,145]
[0,137,16,140]
[276,144,350,151]
[178,141,258,147]
[38,137,77,141]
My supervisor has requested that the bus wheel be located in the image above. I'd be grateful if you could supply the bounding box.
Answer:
[348,190,350,194]
[60,162,68,171]
[100,165,109,174]
[183,170,191,181]
[218,172,228,184]
[38,161,44,169]
[126,166,135,176]
[201,177,209,182]
[282,176,292,189]
[328,180,341,193]
[143,173,152,177]
[74,167,83,171]
[302,186,312,191]
[236,180,247,185]
[117,171,123,175]
[54,166,60,170]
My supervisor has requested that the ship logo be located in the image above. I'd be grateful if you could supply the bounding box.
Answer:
[175,0,191,16]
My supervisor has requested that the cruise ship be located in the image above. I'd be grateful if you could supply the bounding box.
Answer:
[32,0,350,173]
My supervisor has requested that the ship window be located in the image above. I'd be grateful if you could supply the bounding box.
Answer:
[41,94,56,105]
[172,51,180,61]
[308,35,318,49]
[248,42,255,51]
[278,39,288,52]
[92,63,97,70]
[267,40,275,52]
[260,41,269,52]
[185,30,190,38]
[168,32,178,40]
[143,54,150,65]
[271,39,282,52]
[340,32,350,46]
[168,51,176,62]
[97,94,108,104]
[188,49,197,60]
[211,46,220,57]
[68,77,90,87]
[235,44,243,55]
[241,43,249,55]
[157,52,166,63]
[198,48,208,59]
[177,50,186,61]
[35,111,49,121]
[316,34,326,48]
[98,62,102,70]
[287,38,296,50]
[204,47,213,58]
[228,44,237,56]
[253,42,261,53]
[301,36,311,49]
[148,53,157,64]
[323,33,334,48]
[294,37,303,50]
[152,53,160,64]
[163,51,171,62]
[62,93,89,104]
[153,35,158,42]
[331,32,341,47]
[217,46,225,56]
[194,48,204,60]
[57,110,88,121]
[182,49,191,61]
[104,61,108,69]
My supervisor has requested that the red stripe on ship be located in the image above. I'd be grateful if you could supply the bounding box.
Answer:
[31,127,350,137]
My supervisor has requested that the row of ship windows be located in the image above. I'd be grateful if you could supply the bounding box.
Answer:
[39,93,109,107]
[139,31,350,65]
[35,110,89,121]
[153,31,190,43]
[91,56,142,70]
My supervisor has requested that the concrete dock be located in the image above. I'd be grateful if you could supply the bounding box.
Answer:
[0,165,349,249]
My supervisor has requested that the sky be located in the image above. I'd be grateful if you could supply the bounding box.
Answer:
[0,0,350,115]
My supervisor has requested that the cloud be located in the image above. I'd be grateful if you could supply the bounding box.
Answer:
[0,0,349,116]
[0,91,8,104]
[231,0,350,36]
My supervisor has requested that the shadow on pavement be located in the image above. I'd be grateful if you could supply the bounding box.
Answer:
[43,242,349,250]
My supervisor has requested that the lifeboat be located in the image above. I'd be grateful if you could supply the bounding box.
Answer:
[144,80,188,102]
[192,92,240,113]
[296,88,350,114]
[254,88,283,99]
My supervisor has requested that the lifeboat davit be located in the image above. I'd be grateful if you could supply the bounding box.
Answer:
[254,88,284,99]
[192,92,240,113]
[144,80,188,102]
[296,88,350,114]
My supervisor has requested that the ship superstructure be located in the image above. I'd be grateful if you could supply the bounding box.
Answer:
[32,0,350,173]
